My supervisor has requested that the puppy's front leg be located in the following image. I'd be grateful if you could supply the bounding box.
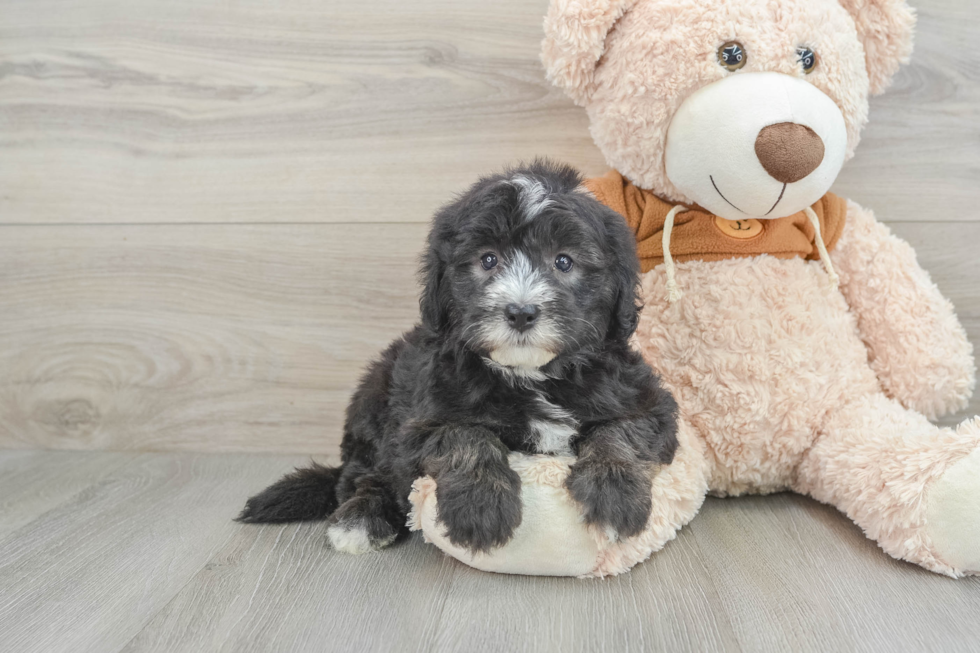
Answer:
[418,425,522,553]
[566,417,675,541]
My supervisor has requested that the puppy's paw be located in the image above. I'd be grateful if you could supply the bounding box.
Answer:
[327,518,398,555]
[566,459,652,540]
[326,494,401,555]
[435,465,523,554]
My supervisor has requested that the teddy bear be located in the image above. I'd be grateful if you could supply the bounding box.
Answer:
[408,0,979,578]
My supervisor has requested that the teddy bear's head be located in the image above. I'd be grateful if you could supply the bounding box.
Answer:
[542,0,914,221]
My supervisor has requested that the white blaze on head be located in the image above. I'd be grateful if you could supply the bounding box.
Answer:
[509,175,554,221]
[664,72,847,220]
[484,251,554,309]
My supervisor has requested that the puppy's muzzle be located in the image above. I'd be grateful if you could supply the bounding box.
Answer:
[504,303,539,333]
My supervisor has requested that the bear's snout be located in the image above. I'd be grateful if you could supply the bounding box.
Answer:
[755,122,825,184]
[663,72,847,220]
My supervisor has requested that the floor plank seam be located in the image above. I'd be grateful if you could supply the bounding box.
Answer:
[684,522,747,653]
[417,554,458,653]
[0,453,139,552]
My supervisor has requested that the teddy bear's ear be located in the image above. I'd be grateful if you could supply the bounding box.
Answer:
[838,0,916,95]
[541,0,639,105]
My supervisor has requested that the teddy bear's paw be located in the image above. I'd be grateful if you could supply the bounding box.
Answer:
[924,446,980,575]
[565,459,652,541]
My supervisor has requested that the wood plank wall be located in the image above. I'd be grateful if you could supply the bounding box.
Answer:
[1,0,978,452]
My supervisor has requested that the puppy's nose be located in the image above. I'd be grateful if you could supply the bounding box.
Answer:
[754,122,825,184]
[504,303,539,333]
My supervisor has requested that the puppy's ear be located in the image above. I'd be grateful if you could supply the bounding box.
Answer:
[610,265,641,342]
[603,210,642,342]
[838,0,915,95]
[419,240,449,332]
[541,0,640,105]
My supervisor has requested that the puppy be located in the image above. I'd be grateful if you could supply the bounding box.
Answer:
[238,160,679,555]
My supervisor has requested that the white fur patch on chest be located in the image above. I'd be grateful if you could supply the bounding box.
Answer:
[530,393,578,456]
[530,419,577,456]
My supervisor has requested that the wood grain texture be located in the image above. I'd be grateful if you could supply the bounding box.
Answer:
[1,451,977,653]
[0,0,977,225]
[426,525,740,653]
[690,494,980,653]
[0,451,307,653]
[831,0,980,220]
[121,519,457,653]
[0,224,424,452]
[0,449,136,537]
[0,0,602,225]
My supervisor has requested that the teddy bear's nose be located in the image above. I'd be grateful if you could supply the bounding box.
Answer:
[754,122,825,184]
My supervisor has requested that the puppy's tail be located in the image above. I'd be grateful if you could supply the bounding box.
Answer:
[237,462,343,523]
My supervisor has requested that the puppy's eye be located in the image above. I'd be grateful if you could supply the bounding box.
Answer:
[554,254,573,273]
[480,252,498,270]
[718,41,746,71]
[797,47,817,74]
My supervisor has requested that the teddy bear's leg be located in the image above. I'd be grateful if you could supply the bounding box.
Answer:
[794,393,980,577]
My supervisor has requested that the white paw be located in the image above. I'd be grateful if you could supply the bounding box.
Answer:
[326,522,394,555]
[924,447,980,575]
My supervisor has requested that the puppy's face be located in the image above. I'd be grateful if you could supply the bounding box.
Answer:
[421,163,639,374]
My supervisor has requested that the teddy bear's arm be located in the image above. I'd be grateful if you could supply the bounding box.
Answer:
[830,200,976,419]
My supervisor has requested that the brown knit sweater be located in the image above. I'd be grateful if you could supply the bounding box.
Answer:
[584,170,848,274]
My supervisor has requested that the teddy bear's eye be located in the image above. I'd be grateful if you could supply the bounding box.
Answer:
[717,41,747,72]
[797,46,817,74]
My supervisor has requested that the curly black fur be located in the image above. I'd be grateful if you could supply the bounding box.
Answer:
[238,160,679,553]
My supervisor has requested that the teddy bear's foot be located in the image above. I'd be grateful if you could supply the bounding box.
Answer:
[796,396,980,577]
[924,443,980,576]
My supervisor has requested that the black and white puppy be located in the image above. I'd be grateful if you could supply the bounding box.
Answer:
[239,160,678,555]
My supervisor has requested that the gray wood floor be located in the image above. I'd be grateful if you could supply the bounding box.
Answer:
[0,450,978,653]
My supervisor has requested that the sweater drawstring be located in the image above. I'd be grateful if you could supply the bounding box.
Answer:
[804,206,840,289]
[663,205,687,303]
[663,204,839,303]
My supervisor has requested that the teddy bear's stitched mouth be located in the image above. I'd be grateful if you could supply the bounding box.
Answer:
[710,175,787,217]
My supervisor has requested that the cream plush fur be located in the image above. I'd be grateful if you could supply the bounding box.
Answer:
[411,0,980,577]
